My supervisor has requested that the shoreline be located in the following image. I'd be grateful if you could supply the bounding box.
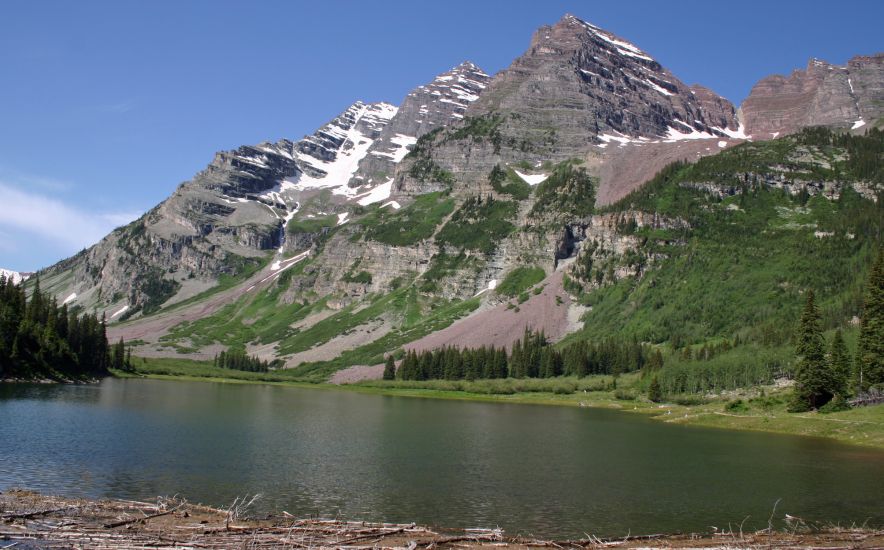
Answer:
[104,369,884,450]
[2,489,882,549]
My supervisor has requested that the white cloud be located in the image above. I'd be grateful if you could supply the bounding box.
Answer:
[0,183,140,251]
[0,166,74,192]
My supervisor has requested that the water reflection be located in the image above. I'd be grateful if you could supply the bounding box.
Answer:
[1,379,882,537]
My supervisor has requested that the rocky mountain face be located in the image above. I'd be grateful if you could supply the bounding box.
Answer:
[352,62,490,188]
[39,61,493,318]
[470,15,741,146]
[34,14,884,376]
[741,54,884,138]
[391,14,746,201]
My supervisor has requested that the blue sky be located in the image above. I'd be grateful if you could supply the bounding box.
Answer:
[1,0,882,272]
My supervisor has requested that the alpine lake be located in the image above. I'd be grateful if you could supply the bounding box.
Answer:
[1,378,882,538]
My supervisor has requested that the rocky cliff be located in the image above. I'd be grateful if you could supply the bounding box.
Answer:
[741,54,884,138]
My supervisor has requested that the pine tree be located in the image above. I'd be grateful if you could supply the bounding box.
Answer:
[791,290,833,411]
[648,376,662,403]
[856,249,884,391]
[383,355,396,380]
[829,330,851,400]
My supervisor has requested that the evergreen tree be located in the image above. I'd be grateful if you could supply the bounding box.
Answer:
[383,355,396,380]
[829,330,852,400]
[0,276,113,380]
[791,291,833,410]
[856,250,884,391]
[648,376,662,403]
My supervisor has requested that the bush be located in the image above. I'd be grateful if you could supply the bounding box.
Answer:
[819,395,851,414]
[672,395,710,406]
[725,399,749,413]
[614,388,637,400]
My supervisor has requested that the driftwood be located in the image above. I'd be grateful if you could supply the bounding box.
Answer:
[102,504,182,528]
[2,490,883,549]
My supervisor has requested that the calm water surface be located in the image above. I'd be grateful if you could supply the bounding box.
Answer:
[1,378,882,537]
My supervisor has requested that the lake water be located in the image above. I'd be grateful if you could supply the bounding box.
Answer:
[1,378,882,538]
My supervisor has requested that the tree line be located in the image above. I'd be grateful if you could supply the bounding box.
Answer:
[213,349,276,372]
[0,276,113,380]
[385,329,654,381]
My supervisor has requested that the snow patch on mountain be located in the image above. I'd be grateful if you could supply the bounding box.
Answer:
[0,269,31,285]
[513,170,548,185]
[357,178,394,206]
[291,103,398,196]
[369,133,417,163]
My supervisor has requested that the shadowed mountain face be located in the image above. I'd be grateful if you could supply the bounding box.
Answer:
[34,15,883,377]
[741,54,884,138]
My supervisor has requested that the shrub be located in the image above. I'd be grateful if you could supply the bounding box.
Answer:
[725,399,749,413]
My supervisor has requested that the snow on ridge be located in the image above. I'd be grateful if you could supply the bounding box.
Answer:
[643,79,673,96]
[851,119,866,130]
[594,121,749,149]
[514,170,548,186]
[62,292,77,305]
[581,21,654,62]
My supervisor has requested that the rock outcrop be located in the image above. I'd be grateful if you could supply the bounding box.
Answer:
[741,54,884,138]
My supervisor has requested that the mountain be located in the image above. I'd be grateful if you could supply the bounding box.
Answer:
[0,269,32,285]
[741,54,884,138]
[38,62,491,319]
[32,14,883,384]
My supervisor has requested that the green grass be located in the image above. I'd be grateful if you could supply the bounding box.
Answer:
[285,294,482,381]
[122,357,304,383]
[287,215,337,234]
[159,273,318,350]
[362,192,455,246]
[436,196,518,253]
[488,165,532,200]
[496,266,546,297]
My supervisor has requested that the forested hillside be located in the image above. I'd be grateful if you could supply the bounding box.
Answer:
[0,276,115,380]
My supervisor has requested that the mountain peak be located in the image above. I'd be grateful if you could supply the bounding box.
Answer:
[450,60,486,74]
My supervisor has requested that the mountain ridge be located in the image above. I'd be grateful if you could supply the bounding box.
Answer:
[28,14,882,383]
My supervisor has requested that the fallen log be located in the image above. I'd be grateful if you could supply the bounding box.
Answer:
[102,504,182,529]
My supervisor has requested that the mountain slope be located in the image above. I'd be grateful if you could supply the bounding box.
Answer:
[31,14,884,384]
[38,63,491,320]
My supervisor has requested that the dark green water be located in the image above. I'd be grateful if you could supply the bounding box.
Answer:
[1,378,882,538]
